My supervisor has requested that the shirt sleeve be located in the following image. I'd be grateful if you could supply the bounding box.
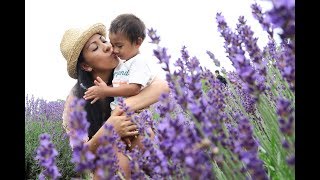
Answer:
[128,57,155,88]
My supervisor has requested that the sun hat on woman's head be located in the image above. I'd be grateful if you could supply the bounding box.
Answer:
[60,23,106,79]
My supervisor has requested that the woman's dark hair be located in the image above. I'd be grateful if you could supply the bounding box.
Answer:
[75,52,114,139]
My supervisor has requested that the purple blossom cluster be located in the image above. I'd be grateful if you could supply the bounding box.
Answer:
[94,124,122,179]
[68,97,126,179]
[227,72,256,114]
[236,16,267,77]
[206,50,221,67]
[275,42,295,91]
[276,98,294,136]
[216,12,265,103]
[251,3,274,38]
[25,94,65,121]
[148,29,247,179]
[155,96,215,179]
[114,97,165,178]
[232,114,268,179]
[262,38,277,66]
[67,98,96,173]
[276,97,295,167]
[137,133,171,178]
[163,44,228,147]
[252,1,295,91]
[35,133,61,180]
[265,0,295,42]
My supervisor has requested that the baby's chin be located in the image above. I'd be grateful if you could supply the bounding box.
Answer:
[114,58,120,66]
[117,55,124,60]
[116,54,130,61]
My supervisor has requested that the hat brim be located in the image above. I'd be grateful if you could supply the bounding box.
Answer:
[67,23,106,79]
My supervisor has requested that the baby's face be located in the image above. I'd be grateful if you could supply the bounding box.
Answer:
[109,32,140,60]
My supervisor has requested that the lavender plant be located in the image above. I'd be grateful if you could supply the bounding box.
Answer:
[25,95,75,180]
[145,1,294,179]
[35,133,61,180]
[66,98,96,177]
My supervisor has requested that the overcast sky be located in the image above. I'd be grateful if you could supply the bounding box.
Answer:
[26,0,273,101]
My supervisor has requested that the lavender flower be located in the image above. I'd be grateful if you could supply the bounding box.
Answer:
[139,134,171,178]
[276,42,295,91]
[233,114,268,180]
[216,12,266,103]
[117,97,135,117]
[251,2,274,37]
[236,16,267,77]
[35,133,61,180]
[147,27,160,45]
[276,97,294,136]
[156,110,215,179]
[126,148,147,179]
[68,98,90,148]
[67,97,96,173]
[148,29,232,179]
[263,37,278,65]
[265,0,295,41]
[227,71,256,114]
[94,124,122,179]
[117,97,151,137]
[282,139,290,149]
[286,154,295,166]
[206,50,221,67]
[25,95,65,122]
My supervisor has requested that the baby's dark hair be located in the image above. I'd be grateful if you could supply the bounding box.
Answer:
[215,70,220,74]
[109,13,146,44]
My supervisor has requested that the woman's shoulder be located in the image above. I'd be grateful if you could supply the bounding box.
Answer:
[62,84,78,134]
[65,84,78,103]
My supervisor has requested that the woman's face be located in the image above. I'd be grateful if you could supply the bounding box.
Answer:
[82,34,119,72]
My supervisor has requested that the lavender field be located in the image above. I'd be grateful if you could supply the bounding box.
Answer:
[25,1,294,179]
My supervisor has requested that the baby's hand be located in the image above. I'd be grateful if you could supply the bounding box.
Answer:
[83,76,108,104]
[83,86,101,104]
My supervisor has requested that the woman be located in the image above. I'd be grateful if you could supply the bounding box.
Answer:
[60,22,169,179]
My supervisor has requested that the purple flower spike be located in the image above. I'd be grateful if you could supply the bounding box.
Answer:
[67,97,96,173]
[206,50,221,67]
[251,3,274,37]
[276,98,294,136]
[233,114,268,180]
[148,28,161,45]
[35,133,61,180]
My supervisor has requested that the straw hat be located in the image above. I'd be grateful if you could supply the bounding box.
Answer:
[60,23,106,79]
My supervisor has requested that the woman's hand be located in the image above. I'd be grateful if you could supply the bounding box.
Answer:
[106,108,139,138]
[87,107,138,152]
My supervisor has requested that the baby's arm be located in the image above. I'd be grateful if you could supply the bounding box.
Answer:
[83,76,142,104]
[104,83,141,97]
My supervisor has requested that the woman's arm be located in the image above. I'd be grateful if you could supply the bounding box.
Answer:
[86,108,139,152]
[62,88,139,153]
[123,76,170,111]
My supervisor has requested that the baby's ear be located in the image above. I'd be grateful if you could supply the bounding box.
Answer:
[136,37,143,46]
